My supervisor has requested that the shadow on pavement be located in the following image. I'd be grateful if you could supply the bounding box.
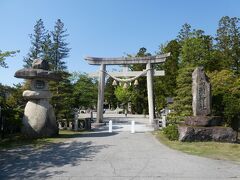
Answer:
[58,131,118,138]
[78,132,118,138]
[0,140,110,179]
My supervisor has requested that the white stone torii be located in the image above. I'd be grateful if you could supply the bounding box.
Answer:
[85,53,170,124]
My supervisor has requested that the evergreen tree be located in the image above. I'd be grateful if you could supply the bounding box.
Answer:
[42,33,53,66]
[48,19,71,122]
[49,72,74,121]
[177,24,220,71]
[168,66,195,122]
[51,19,70,71]
[23,19,46,67]
[180,33,214,70]
[129,47,151,114]
[154,40,181,110]
[216,16,240,73]
[0,50,19,68]
[72,73,98,109]
[177,23,192,42]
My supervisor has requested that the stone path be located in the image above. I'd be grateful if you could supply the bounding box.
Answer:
[0,121,239,179]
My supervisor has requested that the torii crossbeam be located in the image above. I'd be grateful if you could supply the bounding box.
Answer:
[85,53,170,124]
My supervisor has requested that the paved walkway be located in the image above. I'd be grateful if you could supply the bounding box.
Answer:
[103,116,155,132]
[0,121,239,179]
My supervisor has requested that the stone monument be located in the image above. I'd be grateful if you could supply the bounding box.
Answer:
[178,67,237,142]
[15,59,60,138]
[192,67,211,116]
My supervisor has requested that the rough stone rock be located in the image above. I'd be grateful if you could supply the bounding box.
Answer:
[178,125,237,142]
[184,116,223,127]
[22,99,58,138]
[32,59,49,70]
[192,67,211,116]
[23,90,52,99]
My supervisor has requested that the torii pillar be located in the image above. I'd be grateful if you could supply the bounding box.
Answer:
[97,64,106,123]
[146,61,154,123]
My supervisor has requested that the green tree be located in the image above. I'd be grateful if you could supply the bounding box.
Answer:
[216,16,240,73]
[35,19,71,122]
[114,85,137,112]
[50,72,74,121]
[105,78,118,109]
[72,73,98,109]
[209,70,240,130]
[114,86,130,103]
[177,23,192,42]
[23,19,46,67]
[154,40,181,110]
[51,19,70,71]
[128,47,150,114]
[42,33,53,66]
[0,50,19,68]
[6,83,28,109]
[168,66,195,122]
[180,33,215,70]
[0,83,28,136]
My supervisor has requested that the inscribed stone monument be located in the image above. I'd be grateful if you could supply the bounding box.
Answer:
[192,67,211,116]
[178,67,237,142]
[15,59,60,138]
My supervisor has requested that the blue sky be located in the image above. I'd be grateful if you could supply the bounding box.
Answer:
[1,0,240,86]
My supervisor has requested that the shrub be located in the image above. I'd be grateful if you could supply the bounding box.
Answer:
[163,124,179,141]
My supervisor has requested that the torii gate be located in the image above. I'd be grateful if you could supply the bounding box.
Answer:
[85,53,170,124]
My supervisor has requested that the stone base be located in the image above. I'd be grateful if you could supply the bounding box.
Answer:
[184,116,223,127]
[22,99,58,138]
[178,125,237,143]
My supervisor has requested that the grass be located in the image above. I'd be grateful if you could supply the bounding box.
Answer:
[0,130,87,150]
[154,131,240,163]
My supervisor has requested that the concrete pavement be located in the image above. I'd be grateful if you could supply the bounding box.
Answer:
[0,118,239,179]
